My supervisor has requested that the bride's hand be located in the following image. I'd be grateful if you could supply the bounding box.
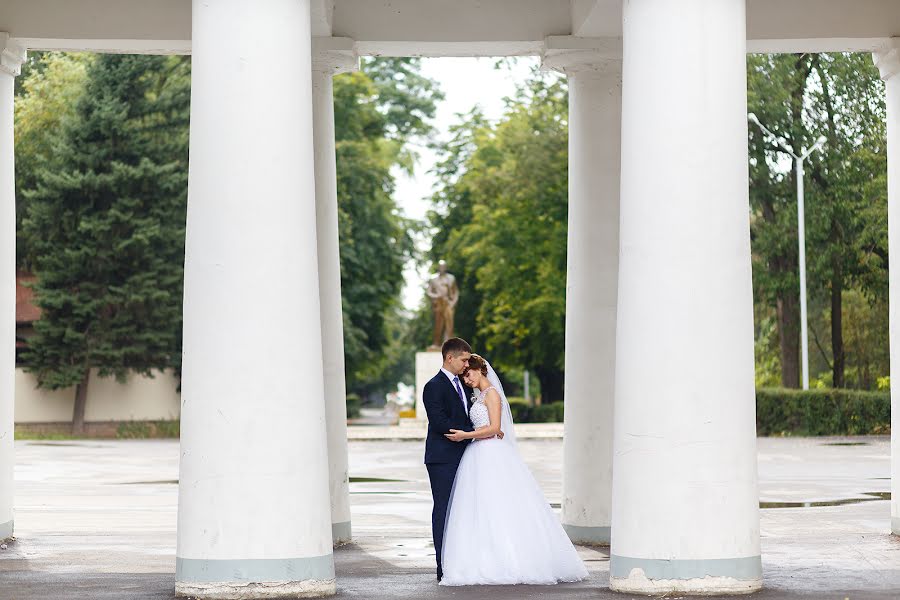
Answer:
[496,430,504,440]
[445,429,467,442]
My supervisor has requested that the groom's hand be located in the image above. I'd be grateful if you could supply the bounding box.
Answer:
[445,429,467,442]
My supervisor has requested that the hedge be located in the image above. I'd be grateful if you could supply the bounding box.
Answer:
[508,389,891,436]
[756,388,889,436]
[509,400,564,423]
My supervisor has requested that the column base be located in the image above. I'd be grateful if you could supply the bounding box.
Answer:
[562,524,610,546]
[332,521,351,547]
[175,580,335,599]
[609,555,762,595]
[176,555,336,599]
[892,517,900,535]
[0,519,12,540]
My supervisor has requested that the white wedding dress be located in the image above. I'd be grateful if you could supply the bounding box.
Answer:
[439,363,588,586]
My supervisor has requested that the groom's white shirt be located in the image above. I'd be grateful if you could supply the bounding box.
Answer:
[441,367,468,413]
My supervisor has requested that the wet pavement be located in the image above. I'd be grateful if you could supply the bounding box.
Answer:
[1,436,899,599]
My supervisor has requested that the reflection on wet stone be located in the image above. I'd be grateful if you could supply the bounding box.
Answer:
[760,491,890,509]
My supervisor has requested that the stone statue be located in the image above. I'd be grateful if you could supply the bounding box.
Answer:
[426,260,459,350]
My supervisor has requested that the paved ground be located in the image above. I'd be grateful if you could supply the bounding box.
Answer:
[1,436,899,599]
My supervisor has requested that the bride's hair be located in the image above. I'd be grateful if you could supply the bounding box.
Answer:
[465,354,489,377]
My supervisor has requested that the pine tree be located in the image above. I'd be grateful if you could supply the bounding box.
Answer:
[21,54,189,434]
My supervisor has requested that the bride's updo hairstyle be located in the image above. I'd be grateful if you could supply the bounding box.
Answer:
[466,354,489,377]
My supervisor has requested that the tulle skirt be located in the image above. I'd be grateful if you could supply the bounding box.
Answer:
[439,437,589,586]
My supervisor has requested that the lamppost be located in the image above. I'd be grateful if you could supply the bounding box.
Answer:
[748,113,826,391]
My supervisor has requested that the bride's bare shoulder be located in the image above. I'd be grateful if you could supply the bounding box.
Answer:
[482,387,501,403]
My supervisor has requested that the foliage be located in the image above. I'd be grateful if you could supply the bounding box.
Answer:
[508,400,564,423]
[747,53,888,389]
[19,54,190,424]
[756,388,890,436]
[116,420,180,439]
[14,54,437,410]
[345,393,362,419]
[333,57,443,399]
[14,52,91,267]
[428,69,569,401]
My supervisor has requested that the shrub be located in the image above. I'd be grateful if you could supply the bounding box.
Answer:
[507,389,889,433]
[115,420,180,438]
[507,400,563,423]
[756,388,890,436]
[346,393,361,419]
[509,400,533,423]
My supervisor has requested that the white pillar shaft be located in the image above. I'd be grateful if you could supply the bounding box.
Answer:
[0,34,24,542]
[890,64,900,539]
[611,0,761,594]
[312,67,351,545]
[561,65,621,546]
[176,1,335,597]
[874,41,900,536]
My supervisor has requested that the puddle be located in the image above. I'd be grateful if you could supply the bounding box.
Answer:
[760,491,890,509]
[27,442,105,448]
[349,477,407,483]
[116,480,178,485]
[820,442,869,446]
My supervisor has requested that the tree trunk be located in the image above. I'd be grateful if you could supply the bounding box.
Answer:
[776,275,801,388]
[534,366,564,404]
[831,258,845,388]
[72,368,90,435]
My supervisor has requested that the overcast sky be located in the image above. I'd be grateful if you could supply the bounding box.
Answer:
[393,56,541,311]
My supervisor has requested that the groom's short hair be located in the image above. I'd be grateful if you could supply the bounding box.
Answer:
[441,337,471,360]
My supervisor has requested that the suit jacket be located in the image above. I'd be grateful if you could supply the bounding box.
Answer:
[423,370,474,464]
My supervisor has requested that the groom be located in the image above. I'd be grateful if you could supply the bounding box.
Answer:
[422,337,474,581]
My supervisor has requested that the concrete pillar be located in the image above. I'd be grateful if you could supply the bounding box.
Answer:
[610,0,761,594]
[874,39,900,537]
[0,33,24,542]
[312,38,358,547]
[175,1,335,597]
[544,40,621,546]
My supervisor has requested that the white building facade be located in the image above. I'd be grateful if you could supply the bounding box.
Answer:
[2,0,900,597]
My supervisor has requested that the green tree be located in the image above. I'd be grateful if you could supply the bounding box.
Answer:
[747,52,887,389]
[14,52,91,267]
[429,71,569,402]
[21,54,190,433]
[333,58,443,399]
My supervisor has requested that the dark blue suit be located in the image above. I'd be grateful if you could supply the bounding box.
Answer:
[423,370,473,578]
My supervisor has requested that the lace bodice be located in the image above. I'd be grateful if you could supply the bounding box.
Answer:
[469,386,496,429]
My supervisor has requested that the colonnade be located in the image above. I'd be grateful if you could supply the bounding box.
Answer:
[1,0,899,597]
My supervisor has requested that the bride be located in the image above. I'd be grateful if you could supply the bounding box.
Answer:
[439,354,588,586]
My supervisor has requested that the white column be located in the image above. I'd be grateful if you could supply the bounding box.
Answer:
[312,38,357,547]
[0,32,25,540]
[175,1,335,598]
[610,0,761,595]
[544,41,621,546]
[874,39,900,537]
[0,33,25,543]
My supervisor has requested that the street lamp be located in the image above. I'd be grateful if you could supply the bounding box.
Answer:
[748,113,826,391]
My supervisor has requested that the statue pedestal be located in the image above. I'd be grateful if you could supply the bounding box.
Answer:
[414,350,443,421]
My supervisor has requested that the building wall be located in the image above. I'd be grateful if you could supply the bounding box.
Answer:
[14,368,180,423]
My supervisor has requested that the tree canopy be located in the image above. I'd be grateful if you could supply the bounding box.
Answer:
[427,70,568,401]
[14,53,442,415]
[19,54,190,432]
[748,52,888,389]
